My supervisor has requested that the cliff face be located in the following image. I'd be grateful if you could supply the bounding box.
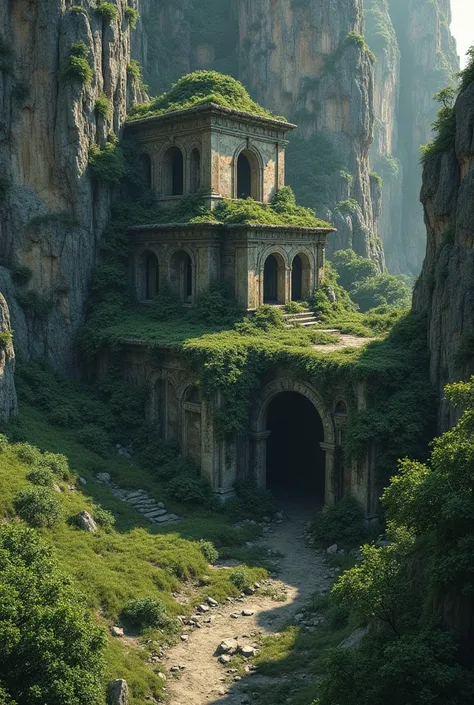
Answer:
[413,78,474,427]
[134,0,384,267]
[365,0,458,274]
[0,0,141,375]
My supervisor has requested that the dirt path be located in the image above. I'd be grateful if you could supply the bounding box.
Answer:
[164,508,332,705]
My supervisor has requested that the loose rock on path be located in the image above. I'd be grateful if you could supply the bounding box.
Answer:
[165,508,334,704]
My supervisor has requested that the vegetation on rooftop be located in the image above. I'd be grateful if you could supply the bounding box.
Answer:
[127,70,287,122]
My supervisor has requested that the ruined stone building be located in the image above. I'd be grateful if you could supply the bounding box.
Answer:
[112,103,375,518]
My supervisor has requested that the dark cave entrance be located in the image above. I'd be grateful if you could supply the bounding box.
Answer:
[266,392,325,503]
[237,152,252,199]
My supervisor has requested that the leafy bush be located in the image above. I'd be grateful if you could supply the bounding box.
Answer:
[350,273,411,312]
[88,135,126,182]
[77,424,110,457]
[41,451,70,479]
[125,6,140,28]
[94,93,111,119]
[311,496,367,546]
[166,471,216,508]
[0,523,105,705]
[14,442,42,465]
[198,539,219,564]
[151,282,184,321]
[251,305,284,330]
[27,466,55,487]
[127,59,142,82]
[14,486,63,527]
[226,480,276,521]
[128,70,285,122]
[63,42,93,86]
[47,403,81,428]
[332,249,378,290]
[120,597,173,632]
[194,282,240,326]
[93,505,116,531]
[95,2,118,21]
[229,566,253,591]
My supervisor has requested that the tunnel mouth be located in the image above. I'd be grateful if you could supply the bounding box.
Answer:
[266,391,325,504]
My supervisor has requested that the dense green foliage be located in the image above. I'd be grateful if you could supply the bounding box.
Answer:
[88,134,126,182]
[120,597,174,633]
[128,70,286,121]
[0,523,106,705]
[319,377,474,704]
[95,2,118,21]
[14,485,63,527]
[63,42,93,87]
[94,94,111,119]
[124,6,139,29]
[311,496,368,546]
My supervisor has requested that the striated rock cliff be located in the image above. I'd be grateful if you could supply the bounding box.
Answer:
[134,0,384,267]
[365,0,458,274]
[0,0,142,374]
[413,74,474,427]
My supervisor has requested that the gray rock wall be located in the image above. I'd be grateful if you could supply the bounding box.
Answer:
[413,80,474,428]
[0,0,142,374]
[0,291,17,421]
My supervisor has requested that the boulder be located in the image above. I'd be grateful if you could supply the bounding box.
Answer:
[75,510,97,533]
[110,626,124,637]
[96,472,111,484]
[327,543,338,554]
[339,626,369,649]
[239,645,256,657]
[218,638,238,655]
[207,597,218,607]
[107,679,128,705]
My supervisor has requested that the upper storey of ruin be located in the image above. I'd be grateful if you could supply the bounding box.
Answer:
[125,102,296,208]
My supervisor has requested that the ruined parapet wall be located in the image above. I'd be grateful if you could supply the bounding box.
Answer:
[0,0,143,374]
[413,81,474,428]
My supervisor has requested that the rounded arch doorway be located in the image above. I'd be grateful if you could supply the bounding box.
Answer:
[266,391,325,503]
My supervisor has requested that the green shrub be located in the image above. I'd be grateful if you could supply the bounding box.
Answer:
[284,300,306,313]
[27,466,55,487]
[194,282,240,326]
[63,42,93,86]
[14,442,42,465]
[125,6,140,28]
[93,505,116,531]
[94,93,111,119]
[88,135,126,182]
[166,472,216,508]
[41,451,70,479]
[151,282,184,321]
[226,480,276,521]
[154,455,195,480]
[10,265,32,286]
[311,496,367,546]
[198,539,219,564]
[120,597,173,632]
[70,4,86,13]
[350,273,411,312]
[77,424,110,457]
[0,523,105,705]
[229,566,253,591]
[47,403,82,428]
[14,486,63,528]
[95,2,118,21]
[421,86,457,165]
[332,249,378,290]
[127,59,142,82]
[251,305,284,330]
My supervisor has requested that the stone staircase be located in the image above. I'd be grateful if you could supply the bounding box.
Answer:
[282,308,320,328]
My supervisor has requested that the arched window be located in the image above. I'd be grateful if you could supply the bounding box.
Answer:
[335,400,348,416]
[138,250,159,301]
[185,385,201,405]
[139,153,152,188]
[171,250,193,303]
[263,253,285,304]
[190,148,201,193]
[163,146,184,196]
[236,149,260,200]
[291,253,311,301]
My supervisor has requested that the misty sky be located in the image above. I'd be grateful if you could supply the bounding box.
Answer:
[451,0,473,67]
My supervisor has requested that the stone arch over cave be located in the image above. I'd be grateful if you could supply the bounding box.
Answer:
[189,147,201,193]
[163,145,184,196]
[263,252,286,304]
[234,146,262,200]
[139,153,152,189]
[291,252,312,301]
[251,379,336,505]
[170,249,194,304]
[137,249,159,302]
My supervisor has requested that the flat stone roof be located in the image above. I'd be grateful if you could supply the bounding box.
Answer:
[129,221,336,234]
[125,102,297,132]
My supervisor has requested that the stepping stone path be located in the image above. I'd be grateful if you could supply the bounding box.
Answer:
[96,473,181,525]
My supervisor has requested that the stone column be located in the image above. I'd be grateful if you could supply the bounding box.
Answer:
[320,441,336,506]
[249,430,271,487]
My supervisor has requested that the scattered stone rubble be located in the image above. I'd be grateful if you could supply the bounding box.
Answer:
[96,472,181,525]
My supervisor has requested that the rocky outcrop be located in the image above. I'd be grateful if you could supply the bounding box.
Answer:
[0,292,17,420]
[365,0,458,274]
[0,0,143,374]
[413,78,474,428]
